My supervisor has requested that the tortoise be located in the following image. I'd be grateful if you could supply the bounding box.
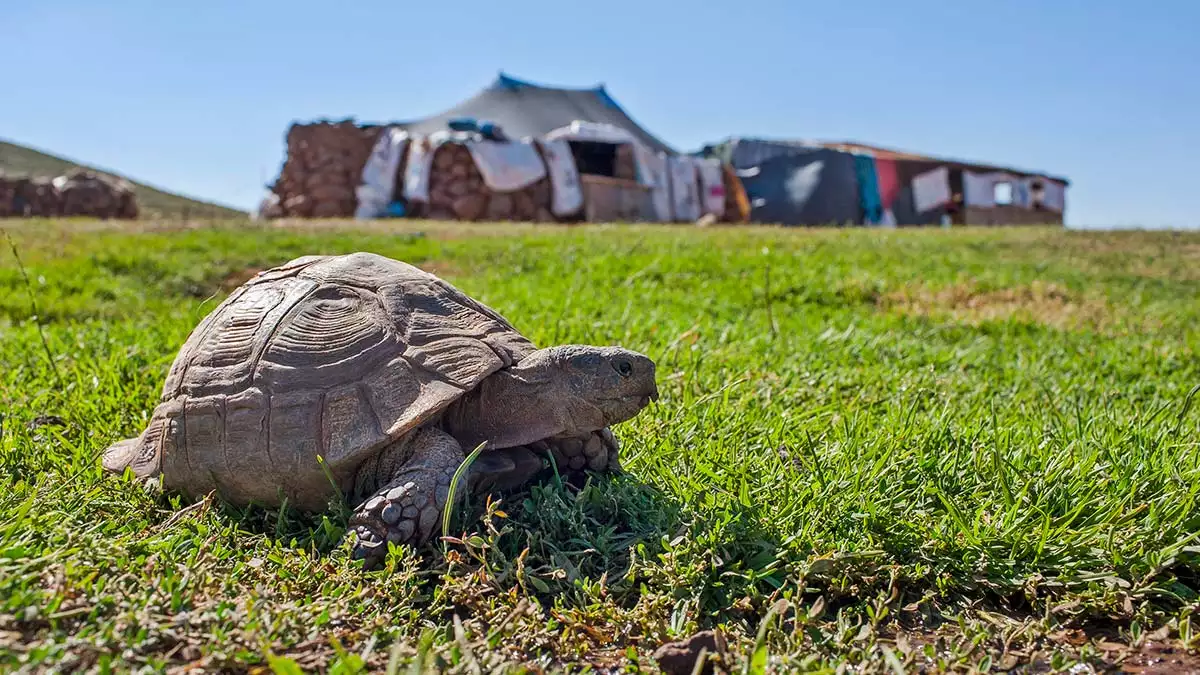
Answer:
[102,252,658,565]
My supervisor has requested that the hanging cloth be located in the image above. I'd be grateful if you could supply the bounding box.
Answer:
[912,166,951,213]
[668,156,701,221]
[537,138,584,217]
[695,157,727,217]
[962,171,996,207]
[634,145,672,221]
[874,157,900,210]
[1011,177,1033,209]
[355,127,409,218]
[853,154,883,224]
[464,138,546,192]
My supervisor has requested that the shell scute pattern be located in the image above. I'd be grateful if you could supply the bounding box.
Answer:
[145,252,539,505]
[178,394,224,496]
[322,382,389,464]
[166,277,317,400]
[220,388,270,495]
[265,388,325,478]
[360,357,423,437]
[255,284,398,392]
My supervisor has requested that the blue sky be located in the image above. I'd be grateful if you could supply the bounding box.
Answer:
[3,0,1197,228]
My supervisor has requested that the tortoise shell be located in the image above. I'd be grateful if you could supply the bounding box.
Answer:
[107,252,535,509]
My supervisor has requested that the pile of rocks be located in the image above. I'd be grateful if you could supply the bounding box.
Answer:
[0,175,62,217]
[270,120,382,218]
[0,175,24,217]
[418,142,554,222]
[59,170,138,219]
[0,169,138,219]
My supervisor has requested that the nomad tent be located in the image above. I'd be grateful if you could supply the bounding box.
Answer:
[392,73,686,222]
[394,73,677,156]
[707,137,1068,227]
[265,73,749,224]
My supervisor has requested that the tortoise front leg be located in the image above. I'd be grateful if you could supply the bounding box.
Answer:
[347,427,462,567]
[540,427,621,476]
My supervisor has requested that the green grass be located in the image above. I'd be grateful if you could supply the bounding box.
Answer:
[1,220,1198,672]
[0,140,246,220]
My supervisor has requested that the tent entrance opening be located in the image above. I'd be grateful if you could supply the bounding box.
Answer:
[568,141,619,177]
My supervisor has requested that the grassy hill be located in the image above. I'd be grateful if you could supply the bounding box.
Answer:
[0,139,245,219]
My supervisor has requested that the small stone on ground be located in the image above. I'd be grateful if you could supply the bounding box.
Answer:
[652,629,726,675]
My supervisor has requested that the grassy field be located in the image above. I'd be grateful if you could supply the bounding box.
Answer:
[0,141,245,220]
[1,219,1198,673]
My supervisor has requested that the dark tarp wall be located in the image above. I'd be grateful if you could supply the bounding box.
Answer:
[710,138,819,171]
[708,137,1069,227]
[737,148,862,226]
[396,73,677,156]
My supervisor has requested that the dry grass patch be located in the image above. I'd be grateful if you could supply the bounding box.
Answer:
[879,280,1119,330]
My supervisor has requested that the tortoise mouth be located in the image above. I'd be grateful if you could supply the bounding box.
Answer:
[602,389,658,408]
[595,392,658,426]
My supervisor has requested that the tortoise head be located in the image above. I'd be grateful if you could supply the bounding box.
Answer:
[518,345,659,429]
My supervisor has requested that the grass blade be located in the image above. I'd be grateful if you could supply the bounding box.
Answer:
[442,440,487,541]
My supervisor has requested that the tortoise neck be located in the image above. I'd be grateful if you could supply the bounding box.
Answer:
[443,368,570,450]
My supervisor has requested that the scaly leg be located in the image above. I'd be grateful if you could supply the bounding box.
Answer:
[539,427,621,477]
[347,427,463,566]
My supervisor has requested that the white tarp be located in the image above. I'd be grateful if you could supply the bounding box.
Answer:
[545,120,637,146]
[695,157,726,217]
[1012,177,1033,209]
[635,145,671,221]
[401,134,440,203]
[537,138,583,216]
[912,166,951,213]
[962,170,995,208]
[465,138,547,192]
[355,127,410,218]
[402,131,473,203]
[1041,180,1066,212]
[668,155,701,222]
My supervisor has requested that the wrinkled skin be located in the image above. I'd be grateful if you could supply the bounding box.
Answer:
[347,345,658,566]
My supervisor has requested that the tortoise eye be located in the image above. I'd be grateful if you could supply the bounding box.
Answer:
[614,360,634,377]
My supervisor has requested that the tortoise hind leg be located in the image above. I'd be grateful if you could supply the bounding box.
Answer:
[102,437,142,474]
[101,416,168,481]
[347,427,463,567]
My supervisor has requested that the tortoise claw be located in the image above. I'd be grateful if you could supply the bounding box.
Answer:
[347,475,444,569]
[348,525,386,566]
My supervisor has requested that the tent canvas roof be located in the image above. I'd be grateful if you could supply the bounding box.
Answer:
[393,73,677,155]
[712,137,1069,186]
